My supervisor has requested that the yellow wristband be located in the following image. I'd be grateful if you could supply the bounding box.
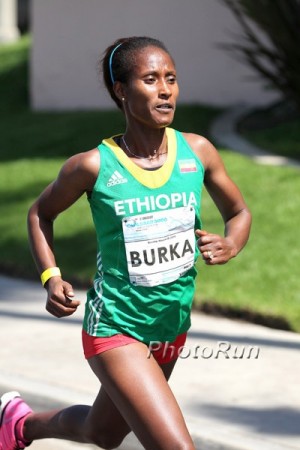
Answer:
[40,267,61,286]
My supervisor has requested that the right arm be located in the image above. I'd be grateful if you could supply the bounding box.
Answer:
[27,149,100,317]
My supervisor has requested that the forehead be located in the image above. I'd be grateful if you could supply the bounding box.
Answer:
[131,46,175,73]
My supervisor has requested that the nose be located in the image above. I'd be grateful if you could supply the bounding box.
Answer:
[158,78,171,98]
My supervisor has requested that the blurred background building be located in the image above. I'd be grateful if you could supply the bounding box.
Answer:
[1,0,278,111]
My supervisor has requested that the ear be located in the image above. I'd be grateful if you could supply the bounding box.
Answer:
[113,81,126,103]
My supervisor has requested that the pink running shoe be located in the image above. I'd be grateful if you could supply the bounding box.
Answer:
[0,392,32,449]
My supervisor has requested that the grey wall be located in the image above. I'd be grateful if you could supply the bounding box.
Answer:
[31,0,277,110]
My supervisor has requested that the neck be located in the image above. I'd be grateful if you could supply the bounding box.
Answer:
[122,127,168,160]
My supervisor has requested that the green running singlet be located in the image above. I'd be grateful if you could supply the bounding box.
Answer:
[83,128,205,343]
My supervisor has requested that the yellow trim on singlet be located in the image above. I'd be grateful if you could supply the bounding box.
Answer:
[102,127,177,189]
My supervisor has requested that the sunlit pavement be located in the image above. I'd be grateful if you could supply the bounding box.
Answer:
[1,275,300,450]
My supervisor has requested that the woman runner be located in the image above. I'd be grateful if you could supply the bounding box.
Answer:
[0,36,251,450]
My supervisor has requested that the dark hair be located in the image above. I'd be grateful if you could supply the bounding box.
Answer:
[101,36,172,109]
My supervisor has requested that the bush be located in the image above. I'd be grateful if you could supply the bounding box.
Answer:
[220,0,300,111]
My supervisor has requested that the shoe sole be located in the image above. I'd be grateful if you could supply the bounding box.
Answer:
[0,391,21,425]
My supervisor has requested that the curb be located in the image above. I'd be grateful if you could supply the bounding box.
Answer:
[210,104,300,169]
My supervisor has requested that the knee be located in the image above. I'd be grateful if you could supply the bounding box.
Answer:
[166,436,195,450]
[84,423,128,449]
[176,444,195,450]
[95,434,126,449]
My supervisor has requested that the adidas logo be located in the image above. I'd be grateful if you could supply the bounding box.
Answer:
[107,170,128,187]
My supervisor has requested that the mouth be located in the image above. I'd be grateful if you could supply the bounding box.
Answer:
[155,103,174,112]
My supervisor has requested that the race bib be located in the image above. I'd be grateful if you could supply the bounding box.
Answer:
[122,206,195,287]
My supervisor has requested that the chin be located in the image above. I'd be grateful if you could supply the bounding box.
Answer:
[155,115,175,128]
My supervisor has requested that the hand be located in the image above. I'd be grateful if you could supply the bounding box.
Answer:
[195,229,237,265]
[45,277,81,318]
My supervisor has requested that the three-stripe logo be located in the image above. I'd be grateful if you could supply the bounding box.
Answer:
[107,170,128,187]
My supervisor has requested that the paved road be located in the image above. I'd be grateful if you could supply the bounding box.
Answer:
[1,275,300,449]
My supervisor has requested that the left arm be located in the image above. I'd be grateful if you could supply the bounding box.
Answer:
[184,133,252,265]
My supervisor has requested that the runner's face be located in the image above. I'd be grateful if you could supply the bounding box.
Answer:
[124,46,179,128]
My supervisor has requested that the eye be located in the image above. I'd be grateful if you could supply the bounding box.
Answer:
[167,75,177,84]
[144,76,156,84]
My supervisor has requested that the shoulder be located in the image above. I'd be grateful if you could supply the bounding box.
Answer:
[62,148,100,173]
[181,132,218,170]
[58,148,100,192]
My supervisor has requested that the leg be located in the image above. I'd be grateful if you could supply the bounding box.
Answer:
[16,343,191,449]
[24,355,179,448]
[23,387,131,449]
[88,342,195,450]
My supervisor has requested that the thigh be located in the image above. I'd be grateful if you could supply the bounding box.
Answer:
[85,350,178,447]
[88,342,194,450]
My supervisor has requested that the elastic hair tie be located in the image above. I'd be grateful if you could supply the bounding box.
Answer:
[109,42,123,84]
